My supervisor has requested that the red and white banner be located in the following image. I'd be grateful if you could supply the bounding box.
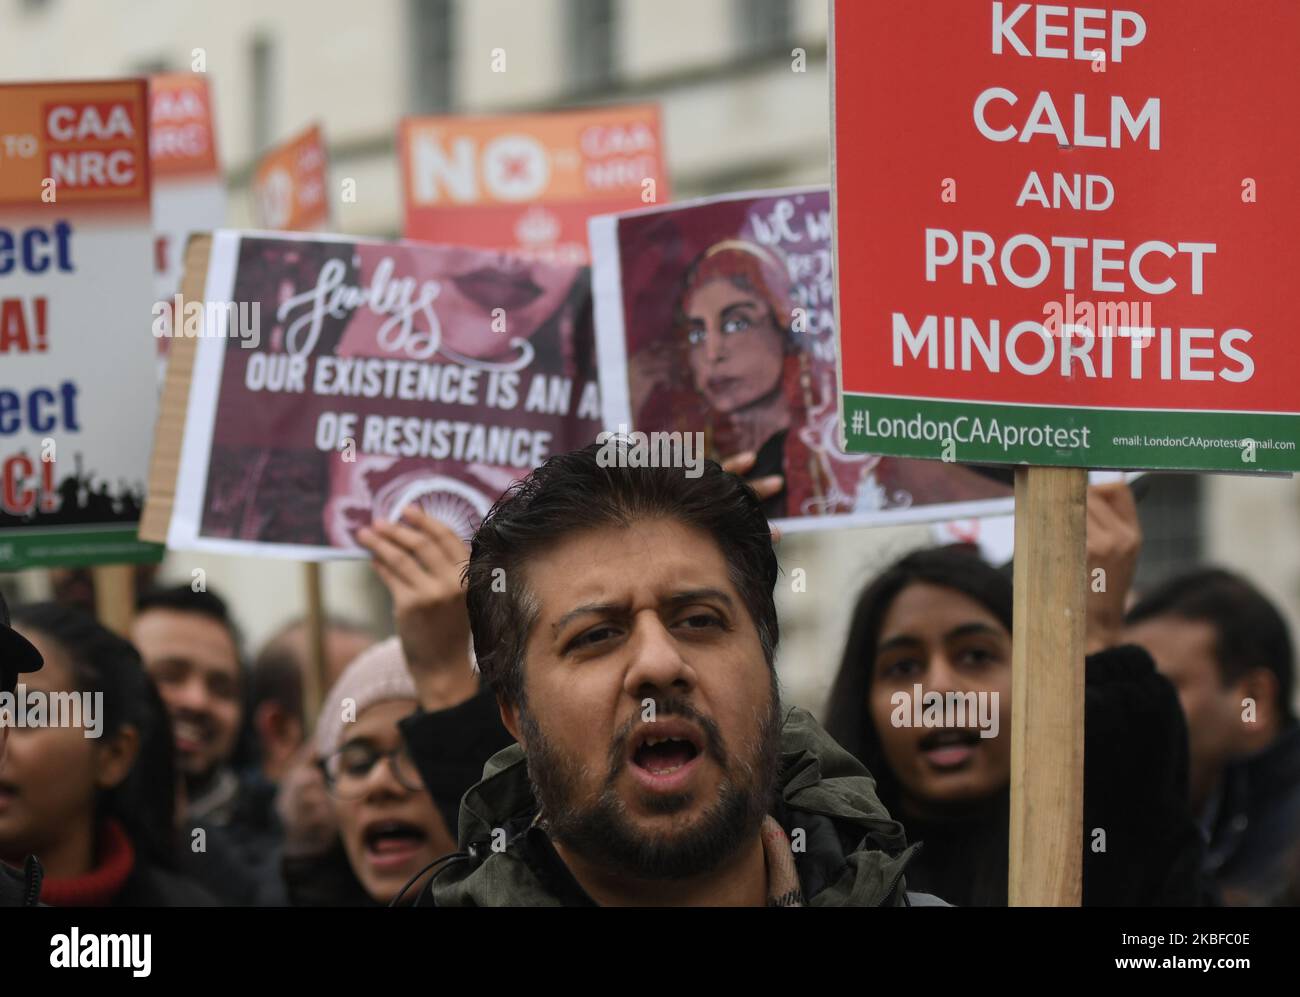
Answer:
[400,105,670,265]
[833,0,1300,472]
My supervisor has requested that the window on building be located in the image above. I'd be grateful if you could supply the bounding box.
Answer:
[409,0,456,114]
[736,0,793,54]
[1133,473,1204,594]
[132,57,172,76]
[249,34,277,157]
[568,0,618,92]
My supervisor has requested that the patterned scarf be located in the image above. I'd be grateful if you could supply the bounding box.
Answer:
[761,815,803,907]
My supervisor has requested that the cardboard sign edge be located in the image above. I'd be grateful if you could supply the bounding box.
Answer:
[139,233,211,544]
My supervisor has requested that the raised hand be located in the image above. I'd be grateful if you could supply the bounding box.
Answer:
[357,506,479,711]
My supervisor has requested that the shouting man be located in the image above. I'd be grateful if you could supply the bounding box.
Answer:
[428,442,928,907]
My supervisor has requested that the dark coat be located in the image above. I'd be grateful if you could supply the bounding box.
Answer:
[398,686,515,834]
[0,855,42,907]
[113,860,218,907]
[426,706,923,906]
[181,768,285,906]
[282,840,377,907]
[1,851,216,907]
[1203,721,1300,905]
[898,645,1209,906]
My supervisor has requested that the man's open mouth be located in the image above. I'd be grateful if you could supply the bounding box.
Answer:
[627,720,705,788]
[634,736,700,775]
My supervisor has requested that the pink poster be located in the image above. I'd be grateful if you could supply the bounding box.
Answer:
[591,189,1014,531]
[168,231,600,557]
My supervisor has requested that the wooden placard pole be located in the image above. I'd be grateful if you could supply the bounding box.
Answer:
[1009,465,1088,906]
[140,234,211,545]
[301,561,327,736]
[92,564,135,637]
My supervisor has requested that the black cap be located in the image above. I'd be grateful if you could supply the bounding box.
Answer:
[1,590,43,689]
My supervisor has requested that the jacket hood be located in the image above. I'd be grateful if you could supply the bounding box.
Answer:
[435,706,915,906]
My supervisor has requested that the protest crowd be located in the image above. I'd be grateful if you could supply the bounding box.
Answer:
[3,450,1299,907]
[2,0,1299,923]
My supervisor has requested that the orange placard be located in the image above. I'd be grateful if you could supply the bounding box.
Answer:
[0,79,151,207]
[149,73,219,179]
[251,123,329,232]
[399,104,669,264]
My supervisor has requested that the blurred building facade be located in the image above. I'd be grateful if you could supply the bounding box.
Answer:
[2,0,1297,712]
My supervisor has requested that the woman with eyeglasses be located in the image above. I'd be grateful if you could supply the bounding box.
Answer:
[674,240,797,517]
[284,637,456,906]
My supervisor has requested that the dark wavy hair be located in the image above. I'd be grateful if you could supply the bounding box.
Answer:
[136,584,244,659]
[465,441,779,707]
[10,602,181,870]
[823,544,1013,810]
[1127,567,1295,722]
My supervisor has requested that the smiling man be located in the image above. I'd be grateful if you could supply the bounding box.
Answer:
[131,587,244,812]
[131,585,277,905]
[428,441,924,907]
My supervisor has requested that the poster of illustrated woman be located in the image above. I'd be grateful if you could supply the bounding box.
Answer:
[590,188,1015,531]
[166,230,601,558]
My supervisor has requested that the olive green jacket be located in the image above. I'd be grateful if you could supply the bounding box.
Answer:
[427,706,922,906]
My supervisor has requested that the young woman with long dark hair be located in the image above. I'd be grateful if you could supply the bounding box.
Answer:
[825,528,1209,906]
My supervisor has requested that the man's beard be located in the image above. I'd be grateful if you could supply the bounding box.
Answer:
[518,681,783,882]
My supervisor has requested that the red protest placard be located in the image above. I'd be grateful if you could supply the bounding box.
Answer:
[833,1,1300,472]
[399,105,670,265]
